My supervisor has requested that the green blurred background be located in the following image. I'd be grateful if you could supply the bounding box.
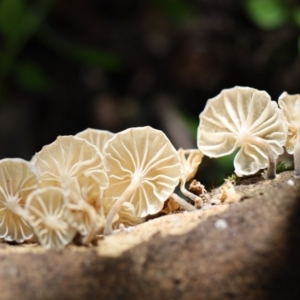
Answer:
[0,0,299,187]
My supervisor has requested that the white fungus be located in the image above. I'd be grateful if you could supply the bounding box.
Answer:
[197,86,287,179]
[103,126,182,235]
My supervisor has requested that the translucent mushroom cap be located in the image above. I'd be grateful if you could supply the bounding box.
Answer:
[26,186,76,249]
[278,92,300,154]
[75,128,114,153]
[0,158,38,242]
[104,126,182,217]
[197,86,286,176]
[32,136,108,191]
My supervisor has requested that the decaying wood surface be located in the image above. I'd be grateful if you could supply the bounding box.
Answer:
[0,171,299,300]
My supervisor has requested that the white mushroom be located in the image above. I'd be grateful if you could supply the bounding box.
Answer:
[32,136,109,243]
[103,126,182,234]
[178,149,203,182]
[67,172,106,244]
[32,135,108,191]
[75,128,114,152]
[197,86,287,179]
[0,158,39,242]
[278,92,300,177]
[103,198,144,229]
[178,148,204,206]
[26,186,76,249]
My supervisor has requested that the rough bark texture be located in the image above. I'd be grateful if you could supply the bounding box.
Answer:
[0,171,299,299]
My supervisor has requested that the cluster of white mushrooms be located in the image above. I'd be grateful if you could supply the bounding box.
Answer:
[0,86,299,249]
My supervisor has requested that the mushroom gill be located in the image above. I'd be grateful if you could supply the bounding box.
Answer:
[0,158,39,242]
[278,92,300,177]
[26,186,77,249]
[103,126,182,235]
[197,86,287,179]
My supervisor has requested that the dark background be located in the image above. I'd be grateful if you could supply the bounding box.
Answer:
[0,0,299,186]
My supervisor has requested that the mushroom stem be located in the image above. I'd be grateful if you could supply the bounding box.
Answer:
[294,127,300,178]
[104,176,140,235]
[238,134,276,179]
[68,201,100,244]
[180,179,203,208]
[171,193,196,211]
[6,200,27,221]
[81,201,99,245]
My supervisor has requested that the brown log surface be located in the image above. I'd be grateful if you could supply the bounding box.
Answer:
[0,171,299,300]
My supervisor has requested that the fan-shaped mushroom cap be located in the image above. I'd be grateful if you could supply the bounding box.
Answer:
[32,136,108,191]
[0,158,38,242]
[26,186,77,249]
[75,128,114,153]
[278,92,300,154]
[197,86,286,176]
[104,126,182,217]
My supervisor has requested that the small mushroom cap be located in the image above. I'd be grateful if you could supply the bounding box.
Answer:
[76,170,106,206]
[278,92,300,154]
[178,148,203,181]
[75,128,114,153]
[67,173,106,236]
[197,86,286,176]
[103,198,144,229]
[0,158,38,242]
[32,136,108,191]
[26,186,77,249]
[104,126,182,217]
